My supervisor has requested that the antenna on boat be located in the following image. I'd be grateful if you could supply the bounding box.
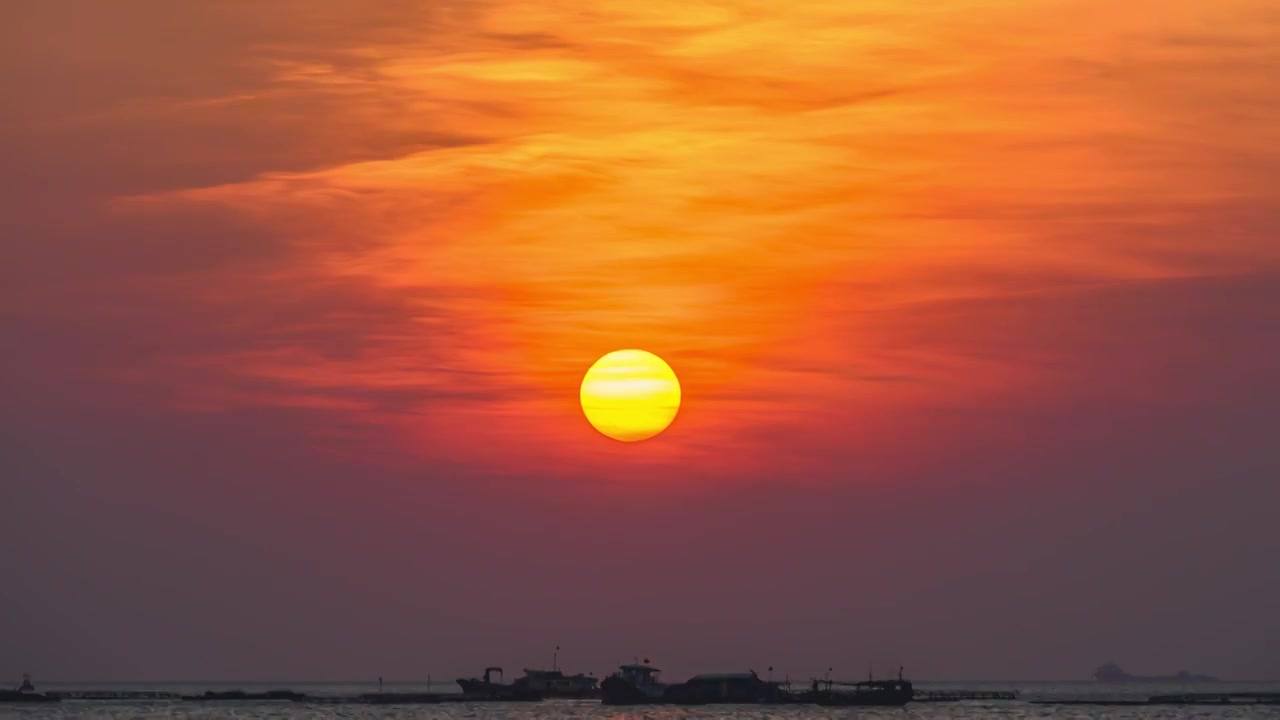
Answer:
[554,645,560,672]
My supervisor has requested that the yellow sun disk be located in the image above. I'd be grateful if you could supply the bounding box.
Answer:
[580,349,681,442]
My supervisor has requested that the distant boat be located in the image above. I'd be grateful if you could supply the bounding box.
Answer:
[511,668,599,698]
[1,674,58,704]
[602,663,908,705]
[666,672,786,704]
[600,662,669,704]
[457,666,513,696]
[455,667,542,700]
[1094,662,1219,683]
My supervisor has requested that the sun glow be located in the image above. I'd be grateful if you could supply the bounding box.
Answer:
[580,350,681,442]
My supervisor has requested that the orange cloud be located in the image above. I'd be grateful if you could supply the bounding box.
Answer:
[103,0,1280,481]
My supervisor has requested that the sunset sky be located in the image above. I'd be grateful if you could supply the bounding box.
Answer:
[3,0,1278,681]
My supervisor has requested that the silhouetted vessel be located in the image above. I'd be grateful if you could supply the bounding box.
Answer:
[1,675,58,703]
[455,667,542,700]
[1094,662,1218,683]
[602,662,914,706]
[669,672,784,704]
[457,666,508,696]
[599,663,669,704]
[513,668,599,698]
[601,663,797,705]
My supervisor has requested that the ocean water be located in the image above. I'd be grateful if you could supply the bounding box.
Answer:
[6,681,1279,719]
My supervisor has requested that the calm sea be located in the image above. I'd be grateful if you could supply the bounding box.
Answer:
[6,681,1279,719]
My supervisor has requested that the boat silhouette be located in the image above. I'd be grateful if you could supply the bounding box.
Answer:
[601,662,913,706]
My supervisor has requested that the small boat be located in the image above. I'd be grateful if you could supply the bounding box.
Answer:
[600,662,668,705]
[512,669,599,699]
[1,675,59,703]
[456,667,542,700]
[602,663,785,705]
[666,672,784,704]
[457,666,509,696]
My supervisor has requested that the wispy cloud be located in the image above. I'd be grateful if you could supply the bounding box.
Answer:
[8,0,1280,476]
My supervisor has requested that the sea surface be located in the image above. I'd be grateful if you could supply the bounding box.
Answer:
[6,681,1279,720]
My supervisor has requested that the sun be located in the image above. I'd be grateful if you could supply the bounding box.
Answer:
[580,349,681,442]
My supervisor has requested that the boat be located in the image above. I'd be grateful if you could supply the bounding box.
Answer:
[666,672,784,704]
[600,662,668,704]
[602,663,787,705]
[1,675,59,703]
[1094,662,1218,683]
[457,666,509,696]
[456,667,542,700]
[512,668,599,698]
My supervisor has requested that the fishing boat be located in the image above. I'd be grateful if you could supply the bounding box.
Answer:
[456,667,542,700]
[0,691,59,703]
[1,675,58,703]
[601,663,786,705]
[506,647,599,698]
[457,666,509,695]
[600,662,668,704]
[666,672,784,704]
[513,668,599,698]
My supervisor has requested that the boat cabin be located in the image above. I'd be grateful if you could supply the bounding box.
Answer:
[616,664,662,686]
[517,669,598,692]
